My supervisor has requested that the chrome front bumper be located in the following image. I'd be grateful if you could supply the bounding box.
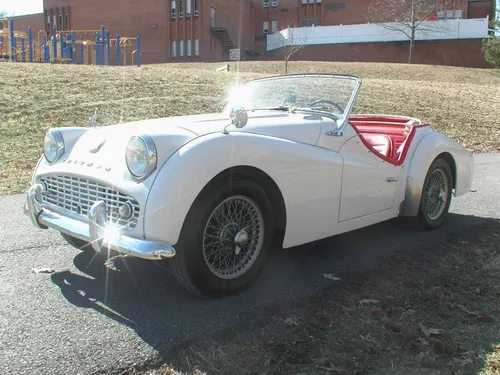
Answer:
[25,183,176,260]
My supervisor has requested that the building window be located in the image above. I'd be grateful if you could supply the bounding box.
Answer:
[187,40,192,56]
[210,7,216,27]
[47,15,51,32]
[194,39,200,56]
[271,20,278,33]
[194,0,199,15]
[58,14,62,29]
[171,0,176,18]
[64,14,68,29]
[271,0,278,7]
[316,17,321,25]
[179,0,184,17]
[179,40,184,56]
[53,15,56,30]
[186,0,192,16]
[263,21,269,33]
[437,9,462,19]
[264,0,269,8]
[171,41,177,57]
[301,18,307,26]
[309,18,314,26]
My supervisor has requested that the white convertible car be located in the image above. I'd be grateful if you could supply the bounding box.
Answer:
[25,74,474,297]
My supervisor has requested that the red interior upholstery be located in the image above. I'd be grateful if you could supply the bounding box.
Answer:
[347,115,422,165]
[359,133,393,158]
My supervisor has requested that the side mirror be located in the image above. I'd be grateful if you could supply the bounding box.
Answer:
[229,105,248,129]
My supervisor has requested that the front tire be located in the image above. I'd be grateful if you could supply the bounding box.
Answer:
[415,157,453,230]
[169,176,275,297]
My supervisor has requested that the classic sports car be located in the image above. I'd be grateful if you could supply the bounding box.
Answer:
[25,74,474,297]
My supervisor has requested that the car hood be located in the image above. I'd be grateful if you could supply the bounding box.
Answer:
[35,111,323,184]
[64,119,199,180]
[72,111,322,159]
[95,110,323,144]
[174,112,323,146]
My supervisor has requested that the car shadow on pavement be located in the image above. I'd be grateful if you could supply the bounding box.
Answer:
[50,212,488,356]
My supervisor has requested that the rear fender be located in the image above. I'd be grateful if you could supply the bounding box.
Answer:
[404,131,473,216]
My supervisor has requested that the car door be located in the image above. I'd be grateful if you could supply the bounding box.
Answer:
[337,132,401,222]
[313,75,401,222]
[318,120,401,222]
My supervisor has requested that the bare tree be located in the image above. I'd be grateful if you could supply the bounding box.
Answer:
[366,0,465,63]
[274,24,310,74]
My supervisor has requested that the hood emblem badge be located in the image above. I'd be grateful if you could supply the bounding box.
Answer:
[90,138,106,153]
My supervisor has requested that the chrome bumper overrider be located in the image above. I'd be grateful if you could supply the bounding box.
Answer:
[25,184,176,260]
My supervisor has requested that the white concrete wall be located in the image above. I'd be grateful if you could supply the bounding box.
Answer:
[267,17,490,51]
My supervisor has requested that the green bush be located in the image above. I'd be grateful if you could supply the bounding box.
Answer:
[482,19,500,68]
[482,38,500,68]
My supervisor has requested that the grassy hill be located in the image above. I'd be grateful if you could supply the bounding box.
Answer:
[0,61,499,195]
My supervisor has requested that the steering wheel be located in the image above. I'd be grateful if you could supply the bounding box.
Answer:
[308,99,344,113]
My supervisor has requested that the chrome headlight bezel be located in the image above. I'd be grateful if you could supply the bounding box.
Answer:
[43,129,65,164]
[125,134,157,180]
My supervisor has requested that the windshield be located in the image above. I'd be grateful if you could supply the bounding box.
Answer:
[225,74,360,119]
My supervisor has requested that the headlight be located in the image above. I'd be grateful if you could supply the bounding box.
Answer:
[43,129,65,164]
[125,135,157,180]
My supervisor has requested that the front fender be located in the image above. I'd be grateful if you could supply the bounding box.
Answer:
[144,132,344,249]
[404,131,473,216]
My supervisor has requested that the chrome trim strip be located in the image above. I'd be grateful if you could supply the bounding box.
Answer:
[26,184,176,260]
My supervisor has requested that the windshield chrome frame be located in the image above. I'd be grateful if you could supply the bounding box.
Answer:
[231,73,362,125]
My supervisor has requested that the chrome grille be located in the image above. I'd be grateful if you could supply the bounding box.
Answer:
[39,175,140,230]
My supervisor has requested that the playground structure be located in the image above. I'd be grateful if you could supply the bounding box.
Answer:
[0,19,141,67]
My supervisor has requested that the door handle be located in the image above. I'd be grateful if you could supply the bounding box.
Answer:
[326,130,343,137]
[386,177,398,182]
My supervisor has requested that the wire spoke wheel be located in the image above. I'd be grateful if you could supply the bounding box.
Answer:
[423,168,449,221]
[203,195,264,280]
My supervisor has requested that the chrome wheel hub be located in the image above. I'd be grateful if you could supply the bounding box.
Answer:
[202,195,264,280]
[424,168,449,221]
[234,229,249,255]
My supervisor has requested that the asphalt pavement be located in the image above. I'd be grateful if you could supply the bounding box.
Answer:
[1,153,499,375]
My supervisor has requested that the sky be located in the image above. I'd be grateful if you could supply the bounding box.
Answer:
[0,0,42,16]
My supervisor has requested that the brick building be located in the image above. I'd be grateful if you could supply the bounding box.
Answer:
[4,0,498,66]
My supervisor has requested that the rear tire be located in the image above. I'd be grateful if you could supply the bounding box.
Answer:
[169,175,275,298]
[414,157,453,230]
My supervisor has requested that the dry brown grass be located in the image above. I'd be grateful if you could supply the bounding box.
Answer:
[0,61,499,196]
[136,219,500,375]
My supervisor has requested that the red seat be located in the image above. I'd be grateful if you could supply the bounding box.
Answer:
[360,133,393,158]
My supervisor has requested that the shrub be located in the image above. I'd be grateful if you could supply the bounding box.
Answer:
[482,19,500,68]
